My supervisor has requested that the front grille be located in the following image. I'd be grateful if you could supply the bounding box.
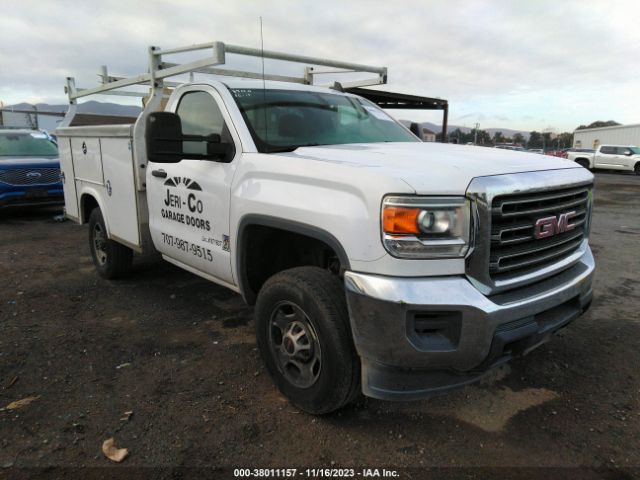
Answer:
[0,168,61,186]
[489,185,590,281]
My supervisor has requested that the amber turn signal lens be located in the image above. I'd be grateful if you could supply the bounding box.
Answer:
[383,207,420,234]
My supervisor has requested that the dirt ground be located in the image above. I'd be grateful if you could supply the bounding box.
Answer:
[0,172,639,479]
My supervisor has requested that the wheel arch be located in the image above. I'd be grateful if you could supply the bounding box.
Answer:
[235,214,351,305]
[574,156,592,168]
[79,188,111,237]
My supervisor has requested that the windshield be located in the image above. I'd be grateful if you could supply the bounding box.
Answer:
[630,146,640,154]
[229,88,418,153]
[0,132,58,157]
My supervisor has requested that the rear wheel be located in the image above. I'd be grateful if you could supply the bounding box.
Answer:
[88,208,133,279]
[255,266,360,414]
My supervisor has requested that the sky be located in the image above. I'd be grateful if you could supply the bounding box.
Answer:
[1,0,639,133]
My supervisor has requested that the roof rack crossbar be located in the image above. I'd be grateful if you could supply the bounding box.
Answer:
[64,41,386,103]
[158,62,306,84]
[60,40,388,130]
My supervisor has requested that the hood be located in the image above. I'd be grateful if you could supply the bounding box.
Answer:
[0,156,60,169]
[282,142,580,194]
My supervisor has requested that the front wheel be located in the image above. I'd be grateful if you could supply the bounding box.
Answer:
[88,208,133,279]
[635,162,640,176]
[255,267,360,414]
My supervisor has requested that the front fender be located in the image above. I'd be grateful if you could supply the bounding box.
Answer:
[230,154,411,266]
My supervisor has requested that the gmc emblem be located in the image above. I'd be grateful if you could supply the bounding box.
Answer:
[534,211,577,239]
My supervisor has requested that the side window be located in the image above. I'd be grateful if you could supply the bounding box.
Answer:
[600,146,614,155]
[176,91,226,154]
[617,147,631,155]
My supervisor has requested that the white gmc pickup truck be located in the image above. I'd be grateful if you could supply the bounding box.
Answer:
[568,144,640,174]
[56,42,595,414]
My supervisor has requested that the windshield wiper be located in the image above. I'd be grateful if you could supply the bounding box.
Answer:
[264,143,323,154]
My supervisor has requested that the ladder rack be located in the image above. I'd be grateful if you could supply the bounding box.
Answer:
[60,41,388,127]
[59,40,449,151]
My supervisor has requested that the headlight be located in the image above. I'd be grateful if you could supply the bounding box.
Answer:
[382,196,472,259]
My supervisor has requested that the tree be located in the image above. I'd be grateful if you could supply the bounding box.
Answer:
[528,131,543,149]
[513,133,525,146]
[447,128,475,144]
[576,120,620,130]
[556,132,574,149]
[493,131,505,144]
[476,129,492,145]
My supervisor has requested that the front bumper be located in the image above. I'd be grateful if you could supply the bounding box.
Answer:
[0,187,64,209]
[344,247,595,401]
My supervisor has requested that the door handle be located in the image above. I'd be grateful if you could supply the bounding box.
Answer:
[151,169,167,178]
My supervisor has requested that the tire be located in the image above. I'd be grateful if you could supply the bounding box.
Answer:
[576,159,590,169]
[635,162,640,176]
[255,266,360,414]
[88,208,133,279]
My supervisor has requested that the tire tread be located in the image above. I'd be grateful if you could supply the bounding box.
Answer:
[256,266,360,414]
[88,208,133,279]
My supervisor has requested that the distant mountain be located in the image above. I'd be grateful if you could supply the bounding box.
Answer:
[399,120,530,140]
[6,101,142,117]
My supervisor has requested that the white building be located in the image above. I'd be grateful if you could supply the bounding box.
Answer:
[420,127,437,142]
[573,123,640,149]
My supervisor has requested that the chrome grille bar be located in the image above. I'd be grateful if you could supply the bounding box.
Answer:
[490,185,590,281]
[465,169,595,296]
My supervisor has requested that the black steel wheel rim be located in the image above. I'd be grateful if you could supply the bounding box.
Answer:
[268,300,322,388]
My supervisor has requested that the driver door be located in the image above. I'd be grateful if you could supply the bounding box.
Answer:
[146,87,239,286]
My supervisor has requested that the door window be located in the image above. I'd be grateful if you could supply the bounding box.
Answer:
[176,91,226,154]
[600,146,615,155]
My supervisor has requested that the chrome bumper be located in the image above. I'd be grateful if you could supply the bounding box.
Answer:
[344,247,595,400]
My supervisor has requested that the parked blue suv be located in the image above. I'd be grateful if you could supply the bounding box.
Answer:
[0,129,64,209]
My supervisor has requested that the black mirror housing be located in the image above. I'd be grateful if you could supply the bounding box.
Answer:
[146,112,184,163]
[146,112,235,163]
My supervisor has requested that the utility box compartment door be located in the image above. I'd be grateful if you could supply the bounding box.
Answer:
[70,138,103,184]
[100,137,140,246]
[57,137,79,220]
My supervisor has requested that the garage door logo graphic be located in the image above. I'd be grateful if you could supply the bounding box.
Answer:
[161,177,210,231]
[163,177,202,191]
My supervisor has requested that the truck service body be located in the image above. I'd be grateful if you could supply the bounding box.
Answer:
[56,42,595,413]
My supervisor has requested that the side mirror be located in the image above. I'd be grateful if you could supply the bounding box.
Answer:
[145,112,233,163]
[624,150,633,156]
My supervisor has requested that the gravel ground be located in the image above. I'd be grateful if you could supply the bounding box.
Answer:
[0,172,638,479]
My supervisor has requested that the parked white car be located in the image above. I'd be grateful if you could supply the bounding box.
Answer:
[568,144,640,174]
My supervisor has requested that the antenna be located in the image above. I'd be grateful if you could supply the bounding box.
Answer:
[260,16,268,143]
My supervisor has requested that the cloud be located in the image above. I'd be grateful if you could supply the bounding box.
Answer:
[1,0,639,132]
